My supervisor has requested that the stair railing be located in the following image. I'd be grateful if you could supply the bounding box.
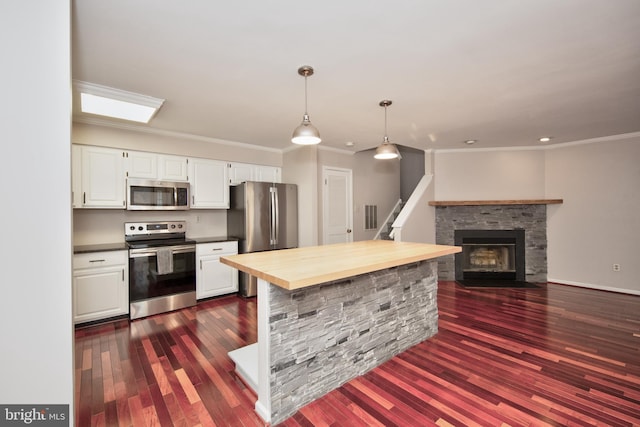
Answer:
[389,174,433,241]
[374,198,403,240]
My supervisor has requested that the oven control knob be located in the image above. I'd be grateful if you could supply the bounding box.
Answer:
[129,226,135,231]
[178,224,183,228]
[138,226,144,231]
[171,224,176,229]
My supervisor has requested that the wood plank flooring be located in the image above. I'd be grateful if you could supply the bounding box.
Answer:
[75,282,640,426]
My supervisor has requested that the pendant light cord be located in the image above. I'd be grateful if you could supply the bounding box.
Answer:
[304,75,309,115]
[383,103,389,142]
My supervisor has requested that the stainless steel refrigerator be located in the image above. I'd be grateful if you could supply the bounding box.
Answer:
[227,181,298,296]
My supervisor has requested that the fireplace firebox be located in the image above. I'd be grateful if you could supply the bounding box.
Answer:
[454,229,526,282]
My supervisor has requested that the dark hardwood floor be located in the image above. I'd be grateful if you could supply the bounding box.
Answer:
[75,282,640,426]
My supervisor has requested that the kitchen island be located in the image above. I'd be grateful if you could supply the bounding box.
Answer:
[221,240,460,424]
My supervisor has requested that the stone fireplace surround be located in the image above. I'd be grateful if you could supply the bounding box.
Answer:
[434,203,549,283]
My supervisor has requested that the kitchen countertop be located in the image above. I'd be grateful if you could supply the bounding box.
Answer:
[74,242,128,254]
[220,240,461,290]
[74,236,238,253]
[191,236,239,244]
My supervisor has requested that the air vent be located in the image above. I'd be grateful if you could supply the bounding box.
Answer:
[364,205,378,230]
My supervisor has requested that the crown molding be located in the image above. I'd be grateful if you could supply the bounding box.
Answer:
[73,116,640,156]
[73,116,283,154]
[543,131,640,150]
[433,131,640,154]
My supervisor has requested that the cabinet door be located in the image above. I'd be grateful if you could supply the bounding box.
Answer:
[81,146,126,208]
[189,158,229,208]
[229,162,282,185]
[73,263,128,324]
[254,165,282,183]
[159,155,188,181]
[71,144,82,208]
[196,243,238,299]
[126,150,157,179]
[229,162,254,185]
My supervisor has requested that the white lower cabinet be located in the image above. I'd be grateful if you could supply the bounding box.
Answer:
[196,241,238,299]
[73,250,128,324]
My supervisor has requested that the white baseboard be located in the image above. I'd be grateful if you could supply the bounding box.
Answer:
[547,278,640,296]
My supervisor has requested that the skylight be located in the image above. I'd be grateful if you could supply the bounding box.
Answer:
[74,81,164,123]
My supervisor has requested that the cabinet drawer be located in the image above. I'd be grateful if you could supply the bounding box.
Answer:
[196,241,238,256]
[74,250,127,269]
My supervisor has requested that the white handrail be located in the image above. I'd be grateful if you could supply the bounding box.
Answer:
[374,198,403,240]
[391,174,433,240]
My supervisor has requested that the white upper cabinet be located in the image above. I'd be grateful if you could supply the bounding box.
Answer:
[71,144,82,208]
[189,158,229,209]
[126,151,157,179]
[126,151,188,181]
[79,145,126,208]
[228,162,254,185]
[159,154,189,181]
[255,164,281,184]
[229,162,281,185]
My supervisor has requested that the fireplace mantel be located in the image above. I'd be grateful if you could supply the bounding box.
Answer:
[429,199,563,206]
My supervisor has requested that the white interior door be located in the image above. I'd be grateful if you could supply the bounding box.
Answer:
[322,167,353,244]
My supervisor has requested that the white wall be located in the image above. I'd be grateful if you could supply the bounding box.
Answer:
[0,0,73,418]
[545,135,640,294]
[73,122,282,166]
[283,146,320,247]
[431,136,639,295]
[434,148,546,200]
[353,151,401,241]
[74,209,227,245]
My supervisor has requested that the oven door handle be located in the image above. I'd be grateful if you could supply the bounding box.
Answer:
[129,245,196,258]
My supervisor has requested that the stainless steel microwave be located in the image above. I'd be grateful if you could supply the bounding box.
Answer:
[127,179,190,210]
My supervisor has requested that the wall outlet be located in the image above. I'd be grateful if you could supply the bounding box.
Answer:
[613,263,621,272]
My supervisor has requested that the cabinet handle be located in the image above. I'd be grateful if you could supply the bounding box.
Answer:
[89,259,106,263]
[211,248,223,251]
[83,192,86,204]
[200,260,202,270]
[122,269,124,281]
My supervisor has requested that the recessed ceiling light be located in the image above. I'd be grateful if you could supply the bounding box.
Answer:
[345,141,355,147]
[74,80,164,123]
[464,139,477,145]
[539,136,552,142]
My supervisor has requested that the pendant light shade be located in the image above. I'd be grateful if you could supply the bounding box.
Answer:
[292,66,321,145]
[374,100,399,159]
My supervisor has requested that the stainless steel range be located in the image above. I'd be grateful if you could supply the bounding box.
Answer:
[125,221,196,320]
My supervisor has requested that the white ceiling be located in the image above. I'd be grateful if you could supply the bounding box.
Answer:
[71,0,640,153]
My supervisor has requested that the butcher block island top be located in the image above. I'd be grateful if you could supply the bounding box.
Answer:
[220,240,461,290]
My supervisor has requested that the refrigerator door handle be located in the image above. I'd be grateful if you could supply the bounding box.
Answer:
[270,186,278,245]
[274,186,279,245]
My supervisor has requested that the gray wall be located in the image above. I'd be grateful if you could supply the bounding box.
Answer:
[398,145,425,202]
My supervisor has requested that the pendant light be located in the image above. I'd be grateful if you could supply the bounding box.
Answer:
[374,100,400,159]
[291,65,321,145]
